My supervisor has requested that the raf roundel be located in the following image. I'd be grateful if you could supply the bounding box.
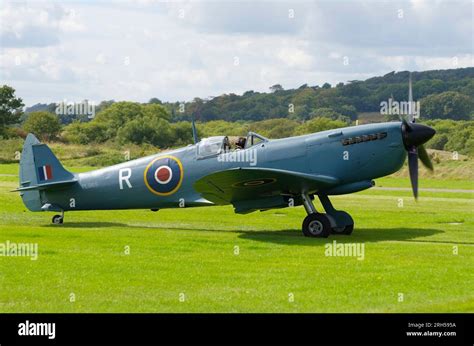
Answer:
[155,166,172,184]
[144,155,183,196]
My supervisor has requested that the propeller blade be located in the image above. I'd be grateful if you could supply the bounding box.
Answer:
[418,145,434,171]
[408,146,418,200]
[402,118,410,130]
[408,72,414,123]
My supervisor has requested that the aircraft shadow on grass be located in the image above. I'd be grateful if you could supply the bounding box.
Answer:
[42,222,471,246]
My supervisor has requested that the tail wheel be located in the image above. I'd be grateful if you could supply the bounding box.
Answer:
[302,213,331,238]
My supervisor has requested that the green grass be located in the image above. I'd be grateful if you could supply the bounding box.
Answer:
[375,176,474,190]
[0,164,473,313]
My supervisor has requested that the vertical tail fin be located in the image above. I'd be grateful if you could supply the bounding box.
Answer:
[18,134,74,211]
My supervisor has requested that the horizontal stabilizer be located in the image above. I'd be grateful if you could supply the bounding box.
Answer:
[13,179,77,192]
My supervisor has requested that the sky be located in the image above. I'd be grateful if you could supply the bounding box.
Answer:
[0,0,473,106]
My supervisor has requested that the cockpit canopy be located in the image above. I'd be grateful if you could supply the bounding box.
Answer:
[245,132,267,148]
[197,136,227,158]
[196,132,268,158]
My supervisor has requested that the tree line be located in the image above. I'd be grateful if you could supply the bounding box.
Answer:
[20,67,474,125]
[167,68,474,122]
[0,67,473,155]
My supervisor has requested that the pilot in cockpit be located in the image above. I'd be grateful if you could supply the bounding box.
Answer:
[235,137,246,150]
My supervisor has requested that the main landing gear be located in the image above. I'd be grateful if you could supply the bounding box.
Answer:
[301,193,354,238]
[52,210,64,224]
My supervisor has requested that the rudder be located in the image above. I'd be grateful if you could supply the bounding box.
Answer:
[19,133,75,211]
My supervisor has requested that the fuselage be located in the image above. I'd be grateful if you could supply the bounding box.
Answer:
[43,121,406,211]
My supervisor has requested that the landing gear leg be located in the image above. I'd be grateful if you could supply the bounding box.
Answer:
[301,193,331,238]
[318,195,354,235]
[52,210,64,225]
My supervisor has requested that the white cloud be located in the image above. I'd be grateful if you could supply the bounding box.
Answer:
[0,2,84,48]
[0,0,472,106]
[414,55,474,70]
[277,47,313,69]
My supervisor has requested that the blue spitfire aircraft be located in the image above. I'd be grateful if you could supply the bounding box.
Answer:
[15,85,435,239]
[15,118,435,238]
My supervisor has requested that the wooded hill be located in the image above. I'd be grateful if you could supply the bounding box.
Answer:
[166,67,474,123]
[26,67,474,124]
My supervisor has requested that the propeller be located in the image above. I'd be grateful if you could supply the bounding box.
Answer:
[401,73,436,199]
[417,144,433,171]
[407,146,419,199]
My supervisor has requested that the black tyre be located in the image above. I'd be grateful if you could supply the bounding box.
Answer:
[302,213,331,238]
[342,224,354,235]
[331,227,345,234]
[52,215,63,224]
[329,211,354,235]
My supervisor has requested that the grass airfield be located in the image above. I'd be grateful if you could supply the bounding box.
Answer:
[0,163,472,313]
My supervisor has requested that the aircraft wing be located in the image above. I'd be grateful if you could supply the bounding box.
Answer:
[193,167,339,207]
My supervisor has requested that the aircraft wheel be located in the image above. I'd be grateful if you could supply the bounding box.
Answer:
[52,215,63,224]
[302,213,331,238]
[329,211,354,235]
[342,224,354,235]
[331,227,345,234]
